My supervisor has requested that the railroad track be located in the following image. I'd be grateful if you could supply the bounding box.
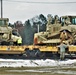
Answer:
[0,53,76,60]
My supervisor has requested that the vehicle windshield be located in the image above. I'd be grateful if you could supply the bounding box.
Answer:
[12,30,20,37]
[72,18,76,24]
[0,20,7,26]
[61,16,76,25]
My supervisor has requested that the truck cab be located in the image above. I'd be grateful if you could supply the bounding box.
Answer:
[0,18,22,45]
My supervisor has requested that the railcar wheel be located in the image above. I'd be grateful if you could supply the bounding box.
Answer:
[24,48,44,58]
[25,49,31,58]
[28,49,41,58]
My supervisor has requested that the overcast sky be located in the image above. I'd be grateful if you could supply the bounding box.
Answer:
[0,0,76,23]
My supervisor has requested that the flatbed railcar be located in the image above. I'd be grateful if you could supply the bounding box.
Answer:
[0,45,76,59]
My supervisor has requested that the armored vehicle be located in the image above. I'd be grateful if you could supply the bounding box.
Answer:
[34,15,76,46]
[0,18,22,45]
[0,16,76,58]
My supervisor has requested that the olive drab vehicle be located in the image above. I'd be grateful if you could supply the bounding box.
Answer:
[34,15,76,46]
[0,18,22,45]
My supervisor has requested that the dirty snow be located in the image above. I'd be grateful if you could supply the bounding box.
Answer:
[0,59,76,67]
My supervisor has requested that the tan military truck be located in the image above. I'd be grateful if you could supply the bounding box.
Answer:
[34,15,76,46]
[0,18,22,45]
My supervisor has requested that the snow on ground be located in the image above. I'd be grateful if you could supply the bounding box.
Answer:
[0,59,76,67]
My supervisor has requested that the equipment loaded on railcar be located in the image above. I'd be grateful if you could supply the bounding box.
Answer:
[0,16,76,59]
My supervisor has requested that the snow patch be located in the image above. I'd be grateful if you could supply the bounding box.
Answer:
[0,59,76,67]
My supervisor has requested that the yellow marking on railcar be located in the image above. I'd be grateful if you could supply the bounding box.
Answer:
[10,46,25,51]
[0,45,76,54]
[0,46,7,51]
[39,46,58,52]
[69,46,76,52]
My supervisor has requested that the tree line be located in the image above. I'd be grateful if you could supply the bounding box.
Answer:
[9,14,60,45]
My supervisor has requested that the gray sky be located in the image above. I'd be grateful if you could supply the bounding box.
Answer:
[0,0,76,23]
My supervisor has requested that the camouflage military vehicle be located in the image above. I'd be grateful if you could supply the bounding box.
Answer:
[60,15,76,44]
[34,15,76,46]
[0,18,22,45]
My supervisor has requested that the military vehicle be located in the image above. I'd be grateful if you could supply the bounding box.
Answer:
[0,18,22,45]
[0,16,76,59]
[34,15,76,46]
[60,15,76,44]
